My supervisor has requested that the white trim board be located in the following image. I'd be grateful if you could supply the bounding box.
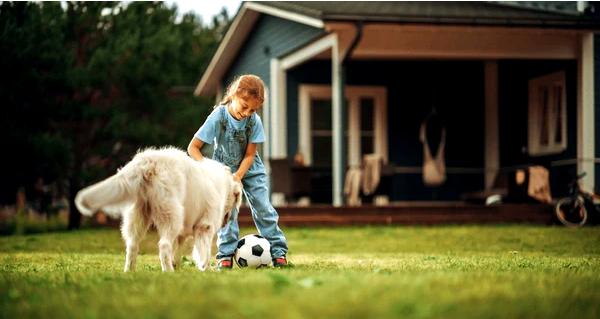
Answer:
[281,34,337,70]
[332,36,342,206]
[245,2,324,29]
[578,32,595,191]
[269,59,285,159]
[270,34,339,159]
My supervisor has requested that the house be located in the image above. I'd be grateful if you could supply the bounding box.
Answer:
[195,1,600,207]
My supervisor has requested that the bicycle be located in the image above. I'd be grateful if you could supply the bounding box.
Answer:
[554,172,600,227]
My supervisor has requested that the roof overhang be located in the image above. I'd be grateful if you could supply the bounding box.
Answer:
[195,1,599,97]
[194,1,325,97]
[322,22,585,60]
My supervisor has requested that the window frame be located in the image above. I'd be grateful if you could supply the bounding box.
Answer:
[527,71,567,156]
[298,84,388,166]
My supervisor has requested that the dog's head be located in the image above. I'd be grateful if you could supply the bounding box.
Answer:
[223,176,243,227]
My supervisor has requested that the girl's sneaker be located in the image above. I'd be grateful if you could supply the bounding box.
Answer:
[217,257,233,270]
[272,256,290,268]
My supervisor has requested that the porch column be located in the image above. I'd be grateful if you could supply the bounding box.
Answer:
[332,34,343,206]
[484,61,499,190]
[263,83,271,168]
[269,59,287,159]
[578,33,595,191]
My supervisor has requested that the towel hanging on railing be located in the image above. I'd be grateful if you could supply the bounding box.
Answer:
[420,110,447,187]
[362,153,383,195]
[344,167,362,206]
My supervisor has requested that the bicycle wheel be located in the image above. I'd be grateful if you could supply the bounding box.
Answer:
[555,196,588,227]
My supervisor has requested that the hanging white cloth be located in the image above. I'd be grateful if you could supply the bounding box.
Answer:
[362,153,383,195]
[344,167,362,206]
[420,118,447,187]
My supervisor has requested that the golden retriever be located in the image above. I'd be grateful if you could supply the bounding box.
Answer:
[75,147,242,272]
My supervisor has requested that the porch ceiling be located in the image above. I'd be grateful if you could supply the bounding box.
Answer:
[313,22,583,60]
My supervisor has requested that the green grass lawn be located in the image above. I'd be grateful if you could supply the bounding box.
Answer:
[1,225,599,319]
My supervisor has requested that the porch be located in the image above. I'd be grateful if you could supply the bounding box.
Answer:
[238,202,555,226]
[266,23,595,206]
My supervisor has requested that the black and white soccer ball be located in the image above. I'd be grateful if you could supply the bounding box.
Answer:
[234,234,271,268]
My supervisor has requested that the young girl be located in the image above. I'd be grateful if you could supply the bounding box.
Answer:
[187,74,289,269]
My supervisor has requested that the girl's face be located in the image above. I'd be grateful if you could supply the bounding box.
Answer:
[229,96,260,120]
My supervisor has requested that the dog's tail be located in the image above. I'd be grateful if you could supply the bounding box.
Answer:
[74,173,136,218]
[74,155,153,218]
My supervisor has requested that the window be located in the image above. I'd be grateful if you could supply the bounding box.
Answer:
[311,99,333,167]
[359,98,375,157]
[528,71,567,156]
[298,85,388,166]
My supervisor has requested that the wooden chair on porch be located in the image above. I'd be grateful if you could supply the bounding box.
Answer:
[269,158,312,205]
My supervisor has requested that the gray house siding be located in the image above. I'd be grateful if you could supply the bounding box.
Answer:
[223,14,324,93]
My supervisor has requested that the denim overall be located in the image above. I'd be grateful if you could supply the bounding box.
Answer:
[212,106,288,259]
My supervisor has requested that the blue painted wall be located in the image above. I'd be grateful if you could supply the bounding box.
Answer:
[223,14,324,91]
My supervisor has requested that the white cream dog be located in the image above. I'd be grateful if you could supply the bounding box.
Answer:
[75,147,242,272]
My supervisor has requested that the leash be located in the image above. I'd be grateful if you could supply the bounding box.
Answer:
[241,187,256,214]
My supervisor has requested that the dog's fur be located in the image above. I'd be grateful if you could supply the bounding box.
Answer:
[75,147,242,272]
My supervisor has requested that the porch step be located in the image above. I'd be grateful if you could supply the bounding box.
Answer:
[238,203,555,226]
